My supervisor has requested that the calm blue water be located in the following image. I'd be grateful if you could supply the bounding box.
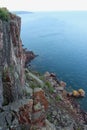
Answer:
[18,11,87,111]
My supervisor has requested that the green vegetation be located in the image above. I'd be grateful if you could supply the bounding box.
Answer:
[2,98,8,106]
[9,65,14,72]
[77,128,82,130]
[55,95,61,101]
[47,113,52,121]
[45,81,51,87]
[0,8,10,21]
[2,67,9,81]
[30,82,37,89]
[45,81,54,93]
[39,75,45,81]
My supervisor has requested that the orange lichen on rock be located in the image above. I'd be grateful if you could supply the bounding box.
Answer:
[17,89,48,128]
[33,89,49,111]
[18,100,33,124]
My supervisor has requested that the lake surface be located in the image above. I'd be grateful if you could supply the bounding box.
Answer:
[18,11,87,111]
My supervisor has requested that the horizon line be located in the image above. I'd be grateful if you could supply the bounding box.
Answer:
[11,10,87,12]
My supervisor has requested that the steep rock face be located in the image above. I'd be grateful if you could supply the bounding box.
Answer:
[0,11,56,130]
[0,13,25,105]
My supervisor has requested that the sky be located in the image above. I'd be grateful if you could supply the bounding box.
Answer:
[0,0,87,11]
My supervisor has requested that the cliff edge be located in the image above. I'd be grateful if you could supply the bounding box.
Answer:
[0,8,25,105]
[0,8,51,130]
[0,8,87,130]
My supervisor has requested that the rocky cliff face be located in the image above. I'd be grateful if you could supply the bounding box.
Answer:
[0,10,51,130]
[0,12,25,105]
[0,10,87,130]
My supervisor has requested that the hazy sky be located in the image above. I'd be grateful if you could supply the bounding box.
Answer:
[0,0,87,11]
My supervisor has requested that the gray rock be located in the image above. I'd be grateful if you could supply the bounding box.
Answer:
[45,119,56,130]
[84,125,87,130]
[52,111,57,116]
[0,75,3,107]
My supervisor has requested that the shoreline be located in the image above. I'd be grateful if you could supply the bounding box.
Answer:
[29,59,87,111]
[27,60,87,107]
[27,61,87,127]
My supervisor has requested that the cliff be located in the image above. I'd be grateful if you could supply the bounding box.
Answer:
[0,10,26,106]
[0,8,51,130]
[0,9,87,130]
[0,9,36,106]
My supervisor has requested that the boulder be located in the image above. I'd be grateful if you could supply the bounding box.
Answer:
[72,90,80,97]
[72,89,85,98]
[44,72,50,78]
[78,89,85,97]
[60,81,66,87]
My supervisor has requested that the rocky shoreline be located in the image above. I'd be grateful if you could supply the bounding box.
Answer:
[42,72,87,129]
[0,8,87,130]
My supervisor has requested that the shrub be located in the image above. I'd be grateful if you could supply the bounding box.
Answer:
[45,81,54,93]
[45,81,51,88]
[0,8,9,21]
[55,95,61,101]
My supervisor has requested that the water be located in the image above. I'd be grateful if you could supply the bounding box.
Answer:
[18,11,87,111]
